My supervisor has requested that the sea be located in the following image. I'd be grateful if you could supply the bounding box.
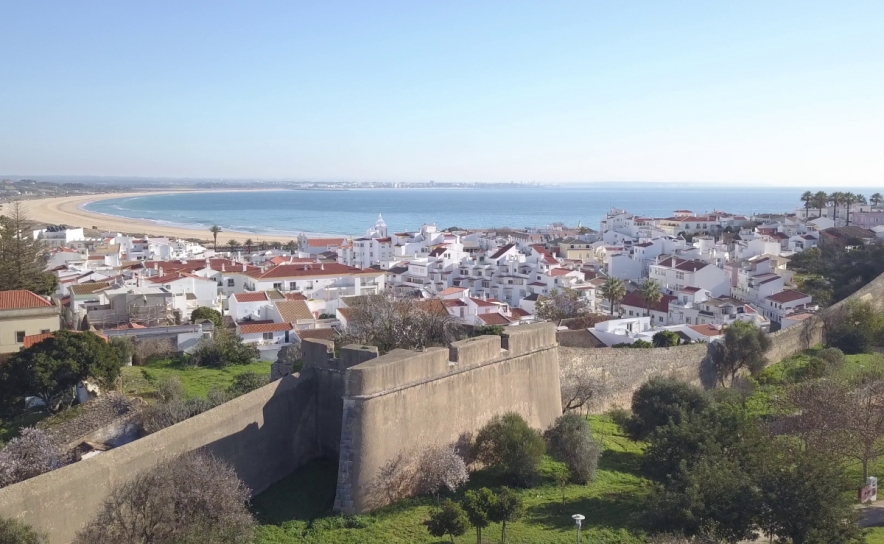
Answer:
[83,185,867,237]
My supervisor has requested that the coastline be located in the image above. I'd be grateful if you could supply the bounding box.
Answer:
[19,191,308,243]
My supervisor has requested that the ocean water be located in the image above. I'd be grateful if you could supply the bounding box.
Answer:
[83,185,861,237]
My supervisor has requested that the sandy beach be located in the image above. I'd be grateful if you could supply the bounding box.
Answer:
[20,191,303,244]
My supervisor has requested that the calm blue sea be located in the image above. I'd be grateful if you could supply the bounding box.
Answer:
[83,185,863,237]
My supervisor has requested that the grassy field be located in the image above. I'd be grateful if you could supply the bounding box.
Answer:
[120,358,273,399]
[251,417,651,544]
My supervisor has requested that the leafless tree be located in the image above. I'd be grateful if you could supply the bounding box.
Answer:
[535,288,590,323]
[560,364,606,412]
[366,451,418,508]
[340,294,463,353]
[0,428,66,488]
[133,338,175,365]
[414,444,469,498]
[780,379,884,482]
[74,451,255,544]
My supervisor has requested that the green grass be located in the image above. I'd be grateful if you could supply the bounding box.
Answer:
[120,358,273,399]
[252,416,651,544]
[867,528,884,543]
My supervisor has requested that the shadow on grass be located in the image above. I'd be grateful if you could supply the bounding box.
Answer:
[527,491,647,532]
[598,449,644,475]
[250,458,339,524]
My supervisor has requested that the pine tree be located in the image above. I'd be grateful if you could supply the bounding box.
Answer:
[0,201,56,295]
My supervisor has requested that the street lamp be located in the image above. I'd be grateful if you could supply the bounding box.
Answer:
[572,514,585,544]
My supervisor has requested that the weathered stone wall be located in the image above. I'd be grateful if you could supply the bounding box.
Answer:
[0,374,321,544]
[336,323,562,513]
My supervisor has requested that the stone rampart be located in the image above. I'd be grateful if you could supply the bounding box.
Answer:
[334,323,561,513]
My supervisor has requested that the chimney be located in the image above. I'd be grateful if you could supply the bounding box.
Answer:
[222,264,226,272]
[320,263,324,271]
[243,263,246,272]
[159,267,164,276]
[154,262,159,271]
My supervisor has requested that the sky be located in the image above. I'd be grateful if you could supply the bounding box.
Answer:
[1,1,883,186]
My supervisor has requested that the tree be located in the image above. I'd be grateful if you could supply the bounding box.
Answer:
[74,451,255,544]
[462,488,496,544]
[759,448,863,544]
[0,330,124,412]
[559,359,605,412]
[544,413,602,484]
[190,328,259,368]
[652,330,680,348]
[0,201,56,296]
[226,372,268,397]
[844,192,858,226]
[488,487,523,544]
[534,288,589,322]
[0,517,48,544]
[426,499,469,544]
[871,192,883,209]
[829,192,844,223]
[801,190,814,222]
[414,444,469,498]
[710,321,771,386]
[243,238,253,253]
[285,240,297,253]
[226,239,239,253]
[190,307,222,329]
[340,293,462,353]
[599,276,626,316]
[258,240,268,251]
[813,190,828,219]
[0,428,66,488]
[209,225,222,250]
[639,278,663,317]
[625,377,710,441]
[474,413,546,487]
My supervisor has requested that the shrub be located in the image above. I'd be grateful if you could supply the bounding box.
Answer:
[626,377,710,441]
[544,413,602,484]
[74,451,255,544]
[474,413,545,487]
[608,408,632,433]
[653,330,680,348]
[426,499,469,543]
[155,376,185,403]
[227,372,269,397]
[816,347,846,368]
[191,329,259,367]
[473,325,505,337]
[133,338,175,365]
[0,517,48,544]
[613,340,653,349]
[0,428,66,488]
[190,307,223,329]
[827,326,869,355]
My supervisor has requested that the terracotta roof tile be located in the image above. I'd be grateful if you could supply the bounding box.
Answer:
[0,290,53,310]
[477,313,512,325]
[237,322,293,334]
[234,292,270,303]
[766,289,810,304]
[296,328,338,341]
[275,300,315,322]
[68,282,111,296]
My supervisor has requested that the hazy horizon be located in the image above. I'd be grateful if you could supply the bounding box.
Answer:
[2,2,882,186]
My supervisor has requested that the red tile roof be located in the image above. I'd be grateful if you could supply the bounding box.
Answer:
[549,268,574,277]
[22,332,55,349]
[655,257,709,272]
[620,291,678,314]
[234,292,270,303]
[246,263,380,279]
[477,313,512,325]
[441,299,467,308]
[490,243,516,260]
[766,289,810,304]
[688,324,722,337]
[439,286,467,297]
[237,322,293,334]
[0,290,53,310]
[510,308,531,318]
[304,237,346,248]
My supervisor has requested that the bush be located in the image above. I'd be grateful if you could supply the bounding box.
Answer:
[473,325,505,337]
[626,377,710,441]
[414,444,469,496]
[191,329,259,368]
[827,326,869,355]
[608,408,632,433]
[0,517,48,544]
[426,499,469,543]
[191,307,223,329]
[816,347,846,368]
[155,376,185,403]
[613,340,653,349]
[544,413,602,484]
[0,428,66,488]
[227,372,269,397]
[133,338,175,365]
[141,398,211,434]
[74,451,255,544]
[653,330,680,348]
[474,413,545,487]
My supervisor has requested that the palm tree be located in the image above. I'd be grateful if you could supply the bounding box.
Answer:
[244,238,253,254]
[259,240,269,251]
[227,239,239,253]
[813,191,828,219]
[209,225,222,250]
[599,277,626,316]
[800,191,813,223]
[828,192,844,224]
[271,241,282,250]
[638,278,663,317]
[844,192,858,226]
[285,240,297,253]
[871,193,883,209]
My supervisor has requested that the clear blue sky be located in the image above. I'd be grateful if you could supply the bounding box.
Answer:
[1,1,882,185]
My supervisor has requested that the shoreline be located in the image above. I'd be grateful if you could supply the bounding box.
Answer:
[19,190,315,243]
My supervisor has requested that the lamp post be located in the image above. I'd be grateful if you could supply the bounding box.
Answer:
[572,514,585,544]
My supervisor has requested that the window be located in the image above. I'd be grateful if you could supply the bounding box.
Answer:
[289,282,297,291]
[686,317,692,324]
[273,282,283,290]
[658,316,664,323]
[40,329,50,334]
[262,332,274,340]
[15,331,25,343]
[676,272,685,280]
[227,279,235,287]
